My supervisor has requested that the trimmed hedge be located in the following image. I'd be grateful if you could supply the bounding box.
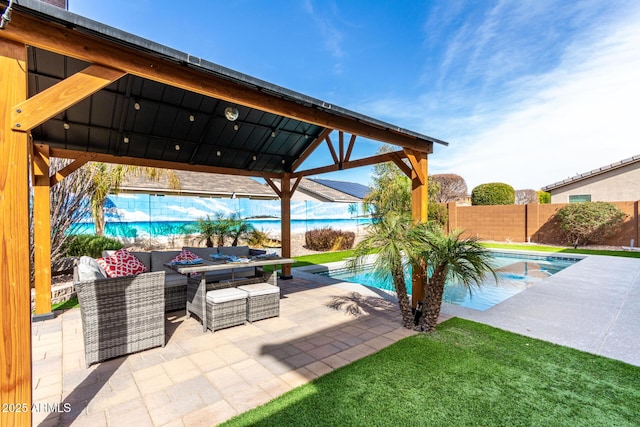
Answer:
[305,227,355,251]
[471,182,515,205]
[64,234,123,258]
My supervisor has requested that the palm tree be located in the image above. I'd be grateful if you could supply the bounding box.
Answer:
[87,163,180,236]
[347,212,422,328]
[228,214,255,246]
[195,216,217,247]
[415,227,497,332]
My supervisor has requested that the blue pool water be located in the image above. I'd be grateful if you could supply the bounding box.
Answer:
[317,252,581,311]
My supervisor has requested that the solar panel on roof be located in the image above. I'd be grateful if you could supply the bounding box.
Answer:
[310,179,371,200]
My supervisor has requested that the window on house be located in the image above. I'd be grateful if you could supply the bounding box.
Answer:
[569,194,591,203]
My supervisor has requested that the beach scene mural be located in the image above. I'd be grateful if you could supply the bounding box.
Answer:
[76,193,371,242]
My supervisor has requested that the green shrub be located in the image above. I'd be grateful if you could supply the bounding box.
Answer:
[428,203,448,229]
[64,234,123,258]
[537,190,551,204]
[305,228,355,251]
[471,183,515,205]
[555,202,627,248]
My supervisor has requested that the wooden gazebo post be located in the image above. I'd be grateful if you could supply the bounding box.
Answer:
[32,144,53,320]
[0,38,32,427]
[406,149,429,308]
[280,173,293,279]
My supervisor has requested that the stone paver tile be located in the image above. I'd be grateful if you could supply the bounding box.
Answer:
[306,343,342,359]
[131,363,165,382]
[232,360,276,386]
[86,384,141,413]
[283,351,317,368]
[279,367,314,388]
[213,343,251,364]
[292,340,316,352]
[136,371,174,396]
[106,397,153,427]
[162,356,201,383]
[160,419,185,427]
[226,384,273,413]
[205,366,249,396]
[142,389,171,410]
[183,399,238,426]
[305,360,333,378]
[322,354,351,370]
[258,376,292,398]
[148,394,205,426]
[188,349,228,372]
[165,376,222,405]
[59,410,107,427]
[364,335,395,351]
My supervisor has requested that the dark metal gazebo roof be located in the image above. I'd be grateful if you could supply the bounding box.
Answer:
[15,0,448,179]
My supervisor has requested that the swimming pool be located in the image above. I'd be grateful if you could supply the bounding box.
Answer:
[315,252,582,311]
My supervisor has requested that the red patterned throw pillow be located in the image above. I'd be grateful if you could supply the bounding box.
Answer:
[170,249,203,264]
[97,249,148,278]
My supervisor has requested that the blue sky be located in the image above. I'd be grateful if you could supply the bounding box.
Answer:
[68,0,640,191]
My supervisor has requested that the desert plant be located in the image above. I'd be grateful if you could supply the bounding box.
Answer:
[347,213,420,328]
[515,189,539,205]
[555,202,627,248]
[415,227,497,332]
[305,227,355,251]
[471,182,515,205]
[246,228,277,247]
[64,234,123,258]
[537,190,551,204]
[431,174,468,203]
[428,203,448,229]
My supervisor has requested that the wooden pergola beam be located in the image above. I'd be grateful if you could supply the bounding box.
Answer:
[291,128,333,172]
[292,150,407,178]
[47,148,281,179]
[325,135,339,164]
[390,152,412,178]
[344,134,357,162]
[0,11,434,153]
[49,152,92,187]
[404,149,426,185]
[0,38,31,427]
[11,65,126,132]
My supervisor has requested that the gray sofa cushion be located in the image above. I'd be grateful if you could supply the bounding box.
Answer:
[77,256,107,281]
[164,272,188,287]
[150,250,182,274]
[131,251,151,271]
[183,246,218,260]
[218,246,250,257]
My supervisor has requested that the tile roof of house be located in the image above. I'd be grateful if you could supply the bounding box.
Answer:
[542,154,640,192]
[119,170,278,199]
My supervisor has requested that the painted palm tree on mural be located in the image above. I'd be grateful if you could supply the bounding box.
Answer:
[87,163,180,236]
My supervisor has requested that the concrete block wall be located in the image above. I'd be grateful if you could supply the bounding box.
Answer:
[446,201,640,247]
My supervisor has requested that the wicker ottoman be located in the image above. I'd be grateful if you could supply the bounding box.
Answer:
[237,283,280,322]
[205,287,248,332]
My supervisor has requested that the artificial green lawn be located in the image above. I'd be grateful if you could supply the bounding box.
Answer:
[481,242,640,258]
[221,318,640,426]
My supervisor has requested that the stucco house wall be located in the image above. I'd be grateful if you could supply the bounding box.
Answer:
[543,156,640,203]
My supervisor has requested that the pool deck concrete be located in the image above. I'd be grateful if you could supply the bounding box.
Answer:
[440,253,640,367]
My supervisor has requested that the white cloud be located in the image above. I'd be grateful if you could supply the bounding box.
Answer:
[112,209,149,222]
[433,9,640,190]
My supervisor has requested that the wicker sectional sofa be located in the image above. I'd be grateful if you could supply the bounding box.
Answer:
[77,246,267,312]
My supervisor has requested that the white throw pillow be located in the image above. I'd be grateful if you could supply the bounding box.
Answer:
[77,256,107,281]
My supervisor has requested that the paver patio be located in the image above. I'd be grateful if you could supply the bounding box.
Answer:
[31,275,427,426]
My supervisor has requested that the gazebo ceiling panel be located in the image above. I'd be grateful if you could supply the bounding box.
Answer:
[26,46,329,175]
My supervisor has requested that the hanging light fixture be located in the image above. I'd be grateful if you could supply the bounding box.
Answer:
[133,100,141,111]
[123,136,129,143]
[175,144,181,151]
[189,114,195,122]
[224,106,239,121]
[63,122,70,130]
